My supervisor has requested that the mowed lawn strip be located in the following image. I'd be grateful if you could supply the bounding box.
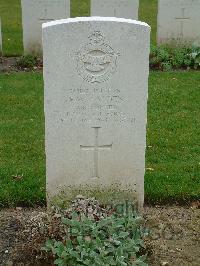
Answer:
[146,72,200,203]
[0,73,45,206]
[0,0,157,56]
[0,0,23,56]
[0,71,199,206]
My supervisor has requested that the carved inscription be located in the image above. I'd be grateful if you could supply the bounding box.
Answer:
[61,85,135,124]
[38,4,54,23]
[59,31,135,125]
[39,18,54,22]
[76,31,118,83]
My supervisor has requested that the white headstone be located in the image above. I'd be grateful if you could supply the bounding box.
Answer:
[43,17,150,208]
[157,0,200,45]
[21,0,70,55]
[91,0,139,20]
[0,18,2,55]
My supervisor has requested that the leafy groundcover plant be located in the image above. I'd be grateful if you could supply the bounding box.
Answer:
[150,44,200,71]
[42,198,148,266]
[15,55,42,69]
[14,44,200,72]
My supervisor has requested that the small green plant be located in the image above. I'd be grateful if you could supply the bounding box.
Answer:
[187,43,200,69]
[150,44,200,71]
[150,45,170,70]
[42,211,148,266]
[16,55,38,69]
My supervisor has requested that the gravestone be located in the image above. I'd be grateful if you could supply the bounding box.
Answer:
[91,0,139,20]
[0,18,2,55]
[21,0,70,55]
[43,17,150,208]
[157,0,200,45]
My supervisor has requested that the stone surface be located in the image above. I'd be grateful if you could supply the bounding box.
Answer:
[21,0,70,55]
[0,18,2,55]
[43,17,150,207]
[91,0,139,20]
[157,0,200,45]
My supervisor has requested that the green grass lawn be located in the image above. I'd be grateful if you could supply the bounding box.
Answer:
[0,71,199,207]
[146,72,200,204]
[0,0,23,56]
[0,73,45,206]
[0,0,157,56]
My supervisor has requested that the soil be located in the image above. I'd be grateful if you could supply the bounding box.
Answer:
[0,203,199,266]
[0,57,19,72]
[143,203,200,266]
[0,56,42,72]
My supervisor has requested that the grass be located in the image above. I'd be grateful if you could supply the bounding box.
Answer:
[139,0,158,44]
[0,0,158,56]
[0,71,199,207]
[0,73,45,206]
[146,72,200,204]
[0,0,23,56]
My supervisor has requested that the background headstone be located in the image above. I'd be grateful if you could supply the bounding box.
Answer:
[43,17,150,207]
[21,0,70,55]
[0,18,2,55]
[157,0,200,45]
[91,0,139,20]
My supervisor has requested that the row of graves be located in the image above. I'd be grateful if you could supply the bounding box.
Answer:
[1,0,200,55]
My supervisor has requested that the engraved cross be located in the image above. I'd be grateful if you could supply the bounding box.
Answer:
[39,18,54,22]
[80,127,112,179]
[38,6,54,22]
[175,8,190,37]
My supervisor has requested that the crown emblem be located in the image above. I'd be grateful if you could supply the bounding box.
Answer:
[89,31,104,45]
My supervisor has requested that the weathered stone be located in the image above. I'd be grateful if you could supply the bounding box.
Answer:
[21,0,70,55]
[91,0,139,20]
[157,0,200,45]
[43,17,150,208]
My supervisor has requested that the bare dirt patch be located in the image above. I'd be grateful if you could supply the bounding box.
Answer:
[0,56,42,72]
[0,204,199,266]
[143,204,200,266]
[0,57,19,72]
